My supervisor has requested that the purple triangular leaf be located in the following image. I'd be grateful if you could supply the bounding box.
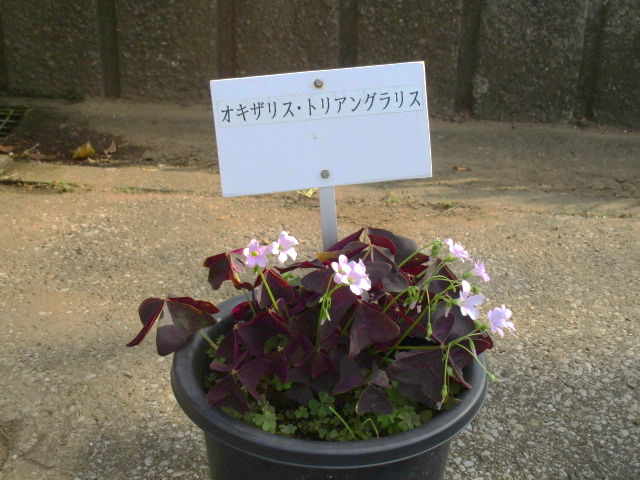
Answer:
[204,250,252,290]
[369,362,391,388]
[392,310,427,338]
[361,261,392,288]
[387,350,445,407]
[399,251,431,275]
[319,287,358,342]
[448,334,493,388]
[311,351,336,379]
[235,310,290,357]
[265,350,288,383]
[430,306,474,345]
[328,228,364,251]
[381,264,410,292]
[448,345,474,389]
[349,303,400,357]
[152,298,218,356]
[366,230,397,254]
[300,268,334,294]
[206,375,249,412]
[156,323,189,356]
[473,332,494,355]
[332,355,367,395]
[254,268,296,309]
[361,245,395,264]
[230,301,254,322]
[127,298,164,347]
[236,357,271,402]
[167,296,220,315]
[165,297,218,334]
[275,258,324,273]
[209,360,234,373]
[288,307,318,342]
[284,333,314,368]
[356,384,394,415]
[317,241,369,264]
[286,384,314,406]
[215,328,240,363]
[366,227,419,266]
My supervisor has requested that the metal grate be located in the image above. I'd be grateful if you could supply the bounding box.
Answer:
[0,106,29,137]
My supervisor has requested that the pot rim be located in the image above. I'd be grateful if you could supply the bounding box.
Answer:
[171,296,488,468]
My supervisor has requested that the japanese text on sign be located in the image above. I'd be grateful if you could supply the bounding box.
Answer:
[215,85,425,127]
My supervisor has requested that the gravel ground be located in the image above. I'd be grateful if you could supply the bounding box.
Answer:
[0,101,638,479]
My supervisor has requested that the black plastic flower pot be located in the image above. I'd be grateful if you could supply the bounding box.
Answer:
[171,297,488,480]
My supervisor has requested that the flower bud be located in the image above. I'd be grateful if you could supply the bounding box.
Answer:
[440,384,448,401]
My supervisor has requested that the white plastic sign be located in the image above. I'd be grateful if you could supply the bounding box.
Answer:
[210,62,431,197]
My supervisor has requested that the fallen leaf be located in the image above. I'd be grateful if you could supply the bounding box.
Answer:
[0,145,15,153]
[103,140,117,157]
[453,166,471,171]
[26,151,48,161]
[72,141,96,159]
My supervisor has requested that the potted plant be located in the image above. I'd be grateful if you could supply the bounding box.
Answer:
[128,227,515,480]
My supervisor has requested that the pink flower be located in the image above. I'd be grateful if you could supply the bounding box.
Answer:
[269,231,298,264]
[331,255,371,296]
[487,305,515,338]
[243,239,268,268]
[444,238,473,263]
[457,280,485,320]
[472,261,490,282]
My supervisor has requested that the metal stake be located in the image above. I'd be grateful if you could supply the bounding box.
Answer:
[319,186,338,251]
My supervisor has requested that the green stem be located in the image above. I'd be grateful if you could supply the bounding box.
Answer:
[316,283,343,348]
[339,308,358,337]
[441,343,452,401]
[328,406,357,441]
[361,417,380,438]
[383,314,425,361]
[242,289,256,316]
[383,298,436,361]
[415,255,452,282]
[381,290,409,314]
[393,344,440,351]
[396,241,436,269]
[199,329,217,349]
[450,338,495,380]
[315,314,323,350]
[258,269,280,315]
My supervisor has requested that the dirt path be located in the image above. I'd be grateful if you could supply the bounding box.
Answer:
[0,101,638,479]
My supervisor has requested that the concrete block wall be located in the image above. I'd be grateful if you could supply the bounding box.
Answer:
[1,0,104,99]
[356,1,464,118]
[472,1,590,123]
[593,0,640,129]
[234,0,341,77]
[0,0,638,128]
[115,0,219,103]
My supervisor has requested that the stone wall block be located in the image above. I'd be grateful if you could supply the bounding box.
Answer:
[234,0,341,77]
[115,0,218,103]
[593,1,640,129]
[473,1,590,122]
[357,0,464,117]
[0,0,102,99]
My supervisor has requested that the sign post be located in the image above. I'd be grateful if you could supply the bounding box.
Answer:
[319,186,339,250]
[210,62,431,250]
